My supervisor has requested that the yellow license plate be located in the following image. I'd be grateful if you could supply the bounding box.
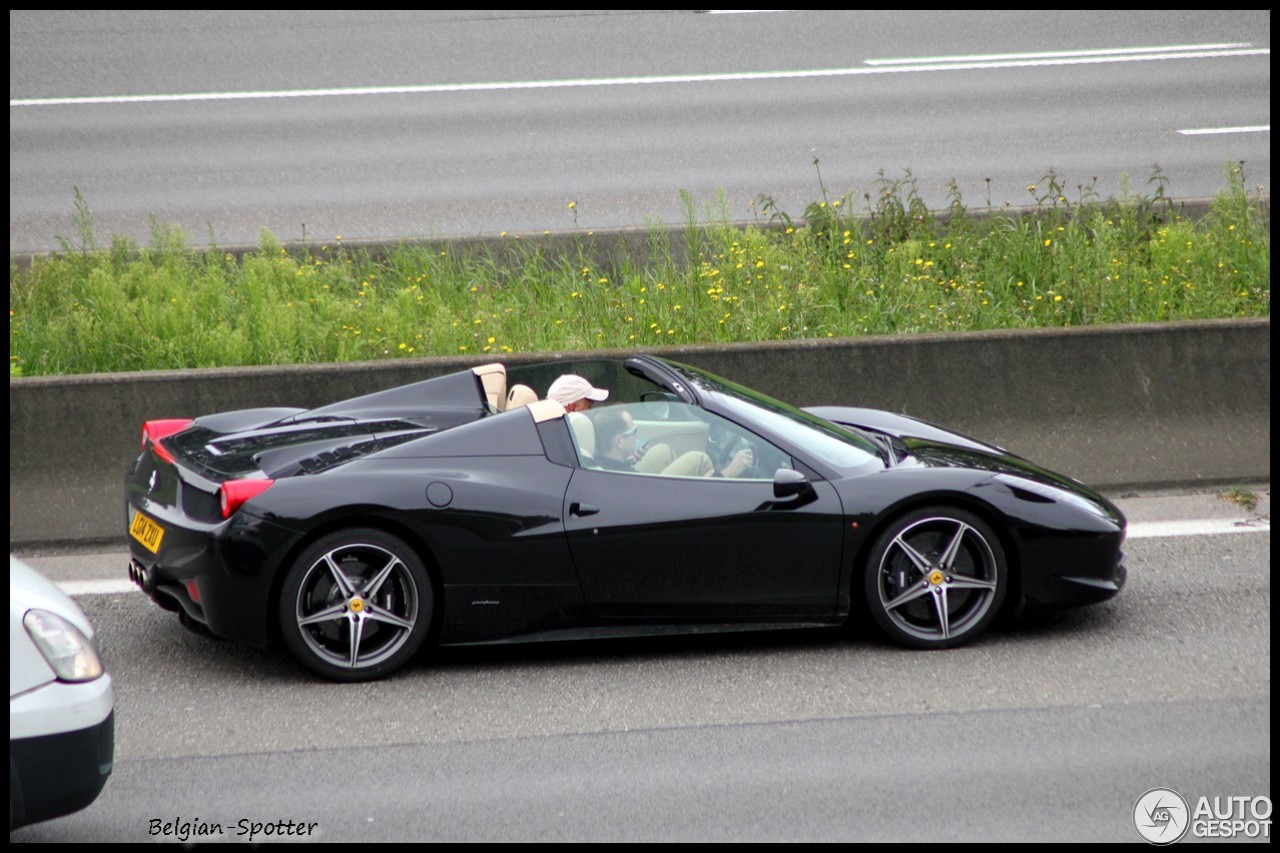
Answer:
[129,511,165,554]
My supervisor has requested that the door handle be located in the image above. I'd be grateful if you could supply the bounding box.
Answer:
[570,502,600,517]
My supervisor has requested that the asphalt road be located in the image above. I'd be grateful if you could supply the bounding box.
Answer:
[11,489,1271,841]
[9,10,1271,252]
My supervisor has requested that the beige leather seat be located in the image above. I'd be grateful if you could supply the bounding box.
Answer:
[471,363,507,411]
[566,411,596,463]
[504,384,538,411]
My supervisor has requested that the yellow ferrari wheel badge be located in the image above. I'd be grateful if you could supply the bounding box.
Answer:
[349,597,365,613]
[928,570,945,586]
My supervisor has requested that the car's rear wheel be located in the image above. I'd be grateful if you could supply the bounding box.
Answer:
[864,507,1006,649]
[279,529,432,681]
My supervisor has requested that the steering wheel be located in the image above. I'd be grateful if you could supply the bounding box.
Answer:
[723,437,763,479]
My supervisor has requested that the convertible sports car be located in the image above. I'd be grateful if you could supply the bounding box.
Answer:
[125,356,1125,681]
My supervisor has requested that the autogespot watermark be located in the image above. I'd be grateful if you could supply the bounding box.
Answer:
[1133,788,1272,844]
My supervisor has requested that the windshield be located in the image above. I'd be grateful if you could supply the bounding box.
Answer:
[664,361,881,474]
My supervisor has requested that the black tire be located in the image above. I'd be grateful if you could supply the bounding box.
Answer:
[278,529,432,681]
[864,507,1006,649]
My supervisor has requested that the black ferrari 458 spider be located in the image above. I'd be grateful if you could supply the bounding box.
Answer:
[125,355,1125,680]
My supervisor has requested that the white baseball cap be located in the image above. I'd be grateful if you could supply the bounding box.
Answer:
[547,374,609,406]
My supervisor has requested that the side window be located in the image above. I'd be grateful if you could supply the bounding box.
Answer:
[572,402,791,481]
[694,406,794,481]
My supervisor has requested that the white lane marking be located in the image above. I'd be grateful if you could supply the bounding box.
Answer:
[1178,125,1270,135]
[55,517,1268,595]
[10,47,1268,107]
[1126,518,1270,539]
[865,42,1254,65]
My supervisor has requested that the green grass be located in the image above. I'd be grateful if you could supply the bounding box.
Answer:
[1220,486,1259,513]
[9,164,1270,376]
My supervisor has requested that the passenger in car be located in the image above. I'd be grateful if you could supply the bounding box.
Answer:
[546,374,609,413]
[592,407,716,477]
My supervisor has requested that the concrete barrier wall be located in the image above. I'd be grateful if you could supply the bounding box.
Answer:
[9,318,1269,548]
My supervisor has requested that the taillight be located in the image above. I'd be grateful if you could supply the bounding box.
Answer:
[219,478,275,519]
[142,419,193,464]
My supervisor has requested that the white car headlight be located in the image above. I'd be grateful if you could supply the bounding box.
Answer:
[23,609,104,682]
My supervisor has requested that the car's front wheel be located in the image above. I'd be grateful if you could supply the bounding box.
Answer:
[864,507,1006,649]
[278,529,432,681]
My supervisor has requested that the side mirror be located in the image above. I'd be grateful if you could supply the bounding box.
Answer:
[773,468,813,499]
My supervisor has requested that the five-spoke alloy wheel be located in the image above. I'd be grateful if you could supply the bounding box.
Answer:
[279,529,432,681]
[865,508,1006,649]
